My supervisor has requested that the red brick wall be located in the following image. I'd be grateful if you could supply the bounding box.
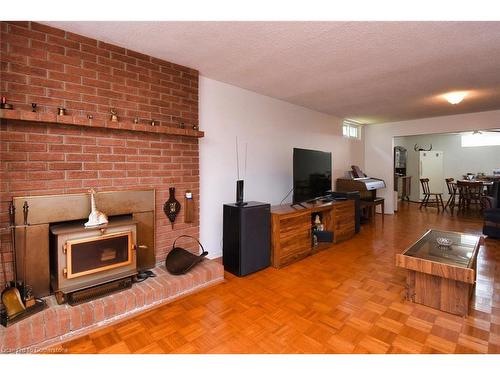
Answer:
[0,22,201,284]
[0,122,200,269]
[0,21,198,127]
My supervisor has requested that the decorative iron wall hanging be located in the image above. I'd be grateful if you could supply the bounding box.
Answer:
[164,187,181,229]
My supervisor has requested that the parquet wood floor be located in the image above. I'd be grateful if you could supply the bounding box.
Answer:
[53,203,500,354]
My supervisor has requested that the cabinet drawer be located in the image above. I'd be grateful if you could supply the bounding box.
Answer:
[335,221,355,242]
[279,228,310,257]
[334,217,354,230]
[336,221,354,232]
[335,228,354,242]
[279,247,311,267]
[333,205,354,218]
[333,201,353,209]
[279,215,311,236]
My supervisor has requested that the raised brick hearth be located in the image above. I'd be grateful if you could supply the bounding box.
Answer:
[0,261,224,352]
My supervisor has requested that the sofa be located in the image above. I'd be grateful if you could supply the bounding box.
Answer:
[483,181,500,208]
[484,209,500,238]
[483,181,500,238]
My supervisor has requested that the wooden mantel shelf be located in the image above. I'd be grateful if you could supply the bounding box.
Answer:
[0,109,204,138]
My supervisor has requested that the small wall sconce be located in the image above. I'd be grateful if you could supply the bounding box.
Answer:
[57,107,66,116]
[150,120,157,126]
[133,117,139,124]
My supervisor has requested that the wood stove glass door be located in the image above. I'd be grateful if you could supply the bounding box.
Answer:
[65,231,133,279]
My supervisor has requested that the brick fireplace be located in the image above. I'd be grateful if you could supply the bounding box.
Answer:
[0,21,224,351]
[1,20,202,280]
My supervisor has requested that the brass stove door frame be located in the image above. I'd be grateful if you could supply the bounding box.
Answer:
[65,231,133,279]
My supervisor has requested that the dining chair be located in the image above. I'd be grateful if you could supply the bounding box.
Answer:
[468,181,484,210]
[457,180,484,212]
[444,178,458,212]
[457,180,468,212]
[419,178,445,211]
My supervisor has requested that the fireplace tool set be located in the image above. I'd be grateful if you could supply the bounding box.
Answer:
[0,201,46,327]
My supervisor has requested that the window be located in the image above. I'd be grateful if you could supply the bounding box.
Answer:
[461,132,500,147]
[342,120,362,139]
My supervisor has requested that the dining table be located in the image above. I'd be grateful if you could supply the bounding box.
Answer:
[457,179,494,194]
[453,179,493,212]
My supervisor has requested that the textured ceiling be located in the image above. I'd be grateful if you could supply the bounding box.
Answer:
[44,21,500,124]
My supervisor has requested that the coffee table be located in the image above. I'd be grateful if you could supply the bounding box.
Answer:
[396,229,483,316]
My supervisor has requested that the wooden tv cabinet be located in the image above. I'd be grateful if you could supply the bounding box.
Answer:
[270,200,355,268]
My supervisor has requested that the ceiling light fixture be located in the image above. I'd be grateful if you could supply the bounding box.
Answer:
[443,91,468,105]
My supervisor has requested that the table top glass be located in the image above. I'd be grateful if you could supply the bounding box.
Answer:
[403,229,481,268]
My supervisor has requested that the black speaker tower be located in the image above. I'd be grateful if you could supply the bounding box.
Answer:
[223,201,270,276]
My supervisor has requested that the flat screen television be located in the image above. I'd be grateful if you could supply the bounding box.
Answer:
[293,148,332,204]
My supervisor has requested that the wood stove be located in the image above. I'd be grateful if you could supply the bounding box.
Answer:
[50,216,138,305]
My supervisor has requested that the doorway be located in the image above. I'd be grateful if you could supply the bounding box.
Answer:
[393,130,500,212]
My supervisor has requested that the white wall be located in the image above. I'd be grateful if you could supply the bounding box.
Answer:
[394,133,500,201]
[365,110,500,214]
[199,77,364,258]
